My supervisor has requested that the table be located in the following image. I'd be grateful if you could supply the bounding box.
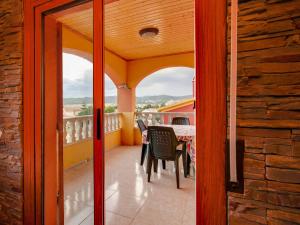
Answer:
[142,124,196,163]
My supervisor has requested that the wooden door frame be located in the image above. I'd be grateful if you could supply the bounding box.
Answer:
[24,0,227,224]
[24,0,104,224]
[195,0,227,224]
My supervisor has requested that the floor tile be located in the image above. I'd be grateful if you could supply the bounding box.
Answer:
[105,192,146,218]
[64,198,93,225]
[105,211,132,225]
[64,145,195,225]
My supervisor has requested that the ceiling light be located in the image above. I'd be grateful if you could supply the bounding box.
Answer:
[139,27,159,38]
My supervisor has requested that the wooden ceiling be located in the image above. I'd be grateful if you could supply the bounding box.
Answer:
[58,0,194,60]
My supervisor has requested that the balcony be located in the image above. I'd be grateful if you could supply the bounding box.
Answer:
[63,112,195,169]
[63,112,196,224]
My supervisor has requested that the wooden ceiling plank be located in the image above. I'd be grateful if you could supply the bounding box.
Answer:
[59,0,195,60]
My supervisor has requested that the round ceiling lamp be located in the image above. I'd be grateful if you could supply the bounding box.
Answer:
[139,27,159,38]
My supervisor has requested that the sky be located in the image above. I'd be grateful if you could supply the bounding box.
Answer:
[63,53,195,98]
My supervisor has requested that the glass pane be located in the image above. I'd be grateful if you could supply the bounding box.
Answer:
[104,0,195,225]
[53,2,94,224]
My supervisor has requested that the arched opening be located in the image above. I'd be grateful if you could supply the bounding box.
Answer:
[105,73,117,113]
[63,52,93,117]
[136,67,195,115]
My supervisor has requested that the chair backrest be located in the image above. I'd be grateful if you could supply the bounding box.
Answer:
[137,119,147,133]
[147,126,179,160]
[171,117,190,125]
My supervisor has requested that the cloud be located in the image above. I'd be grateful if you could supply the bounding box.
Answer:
[63,69,93,98]
[63,53,117,98]
[136,67,195,96]
[63,71,117,98]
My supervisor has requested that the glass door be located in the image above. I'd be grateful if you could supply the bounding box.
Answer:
[41,1,104,224]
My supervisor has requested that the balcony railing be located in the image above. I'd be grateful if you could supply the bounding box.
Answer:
[104,112,122,133]
[63,112,193,146]
[63,113,121,145]
[135,111,195,126]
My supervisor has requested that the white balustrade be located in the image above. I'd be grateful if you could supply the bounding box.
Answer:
[135,112,195,126]
[63,113,122,146]
[104,113,122,133]
[63,112,192,145]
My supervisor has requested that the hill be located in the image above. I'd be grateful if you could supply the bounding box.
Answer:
[63,95,192,105]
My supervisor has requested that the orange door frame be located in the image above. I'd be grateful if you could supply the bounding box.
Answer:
[195,0,227,224]
[24,0,104,224]
[24,0,227,224]
[43,15,62,225]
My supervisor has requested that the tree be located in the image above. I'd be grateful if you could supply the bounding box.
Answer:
[78,104,93,116]
[105,105,117,113]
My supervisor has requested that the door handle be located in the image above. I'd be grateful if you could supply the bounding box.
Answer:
[97,108,101,140]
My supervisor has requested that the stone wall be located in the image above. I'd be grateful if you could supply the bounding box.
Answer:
[0,0,23,224]
[228,0,300,224]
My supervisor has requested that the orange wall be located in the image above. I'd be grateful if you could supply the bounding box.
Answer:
[127,52,194,88]
[62,26,127,86]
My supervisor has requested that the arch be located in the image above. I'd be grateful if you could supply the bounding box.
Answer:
[104,73,118,97]
[104,50,127,86]
[63,47,124,86]
[127,52,194,88]
[62,26,127,86]
[63,48,93,62]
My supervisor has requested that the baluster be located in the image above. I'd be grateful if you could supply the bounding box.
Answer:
[144,113,148,126]
[148,113,152,125]
[151,113,154,125]
[74,120,79,141]
[78,118,83,141]
[84,118,89,139]
[110,114,115,131]
[63,120,67,144]
[112,114,116,131]
[119,114,121,129]
[108,115,112,132]
[116,114,119,130]
[71,119,76,143]
[109,114,113,132]
[88,118,93,137]
[104,114,108,133]
[155,114,158,125]
[168,114,172,124]
[106,115,110,132]
[160,113,164,125]
[66,121,71,143]
[114,114,118,130]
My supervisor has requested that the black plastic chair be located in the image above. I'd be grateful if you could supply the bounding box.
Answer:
[146,126,187,189]
[137,119,166,169]
[171,117,190,125]
[137,119,148,166]
[172,117,190,176]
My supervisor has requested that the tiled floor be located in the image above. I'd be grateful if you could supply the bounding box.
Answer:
[64,145,195,225]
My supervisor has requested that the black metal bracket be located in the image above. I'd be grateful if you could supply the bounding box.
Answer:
[226,139,245,194]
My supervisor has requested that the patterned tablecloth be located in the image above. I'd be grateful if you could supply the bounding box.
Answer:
[142,125,196,162]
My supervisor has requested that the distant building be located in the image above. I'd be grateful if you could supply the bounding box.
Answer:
[158,98,195,124]
[158,76,195,124]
